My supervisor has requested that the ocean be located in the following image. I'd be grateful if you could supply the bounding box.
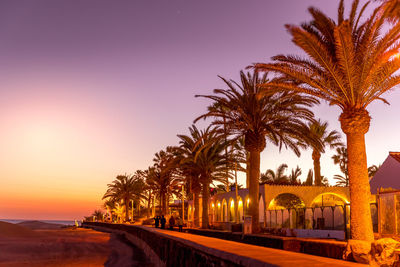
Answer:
[0,219,78,225]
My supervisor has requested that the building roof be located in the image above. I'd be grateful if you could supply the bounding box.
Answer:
[390,152,400,163]
[370,152,400,194]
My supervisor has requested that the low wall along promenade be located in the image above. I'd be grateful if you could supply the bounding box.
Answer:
[82,222,360,267]
[83,222,273,266]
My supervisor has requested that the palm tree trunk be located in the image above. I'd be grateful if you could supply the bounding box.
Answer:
[246,152,250,188]
[248,149,260,233]
[312,150,322,186]
[345,131,374,241]
[159,193,163,215]
[147,191,152,218]
[201,181,210,228]
[193,188,200,227]
[340,110,374,242]
[125,198,130,222]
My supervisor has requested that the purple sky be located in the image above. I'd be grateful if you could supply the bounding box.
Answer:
[0,0,399,220]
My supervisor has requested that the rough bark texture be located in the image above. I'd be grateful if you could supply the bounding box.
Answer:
[248,150,260,233]
[312,150,322,186]
[339,109,374,242]
[193,189,200,227]
[244,131,265,234]
[201,183,210,228]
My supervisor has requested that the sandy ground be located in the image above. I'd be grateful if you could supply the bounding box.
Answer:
[0,223,110,266]
[0,221,151,267]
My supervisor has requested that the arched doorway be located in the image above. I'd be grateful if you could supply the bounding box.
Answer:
[267,193,305,228]
[311,193,348,230]
[222,199,228,222]
[229,198,235,222]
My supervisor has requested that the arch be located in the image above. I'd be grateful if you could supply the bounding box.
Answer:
[222,199,228,222]
[188,204,192,221]
[267,193,305,210]
[228,198,235,222]
[311,192,348,207]
[238,196,243,222]
[244,195,250,215]
[216,201,221,221]
[210,201,215,224]
[259,195,265,223]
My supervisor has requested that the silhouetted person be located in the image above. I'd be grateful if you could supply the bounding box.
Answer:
[169,215,175,230]
[177,216,183,232]
[160,215,166,229]
[154,216,160,228]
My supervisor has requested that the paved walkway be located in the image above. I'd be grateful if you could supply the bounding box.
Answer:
[147,227,364,266]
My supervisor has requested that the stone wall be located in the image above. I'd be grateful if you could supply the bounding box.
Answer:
[83,222,273,266]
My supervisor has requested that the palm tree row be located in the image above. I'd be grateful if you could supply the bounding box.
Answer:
[100,0,399,243]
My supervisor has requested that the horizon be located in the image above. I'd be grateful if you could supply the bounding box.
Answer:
[1,0,399,220]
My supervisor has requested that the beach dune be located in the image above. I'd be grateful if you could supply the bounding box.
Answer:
[0,221,111,267]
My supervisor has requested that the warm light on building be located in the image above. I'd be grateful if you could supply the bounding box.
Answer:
[230,199,234,207]
[217,202,220,207]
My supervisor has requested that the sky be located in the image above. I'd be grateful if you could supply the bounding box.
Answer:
[0,0,399,220]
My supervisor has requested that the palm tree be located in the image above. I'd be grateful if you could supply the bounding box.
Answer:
[196,71,318,232]
[176,125,203,227]
[92,210,104,221]
[301,120,343,185]
[332,146,348,178]
[368,164,381,180]
[334,174,349,187]
[289,166,302,184]
[103,175,140,222]
[260,164,289,184]
[148,147,180,216]
[303,169,314,186]
[252,0,400,241]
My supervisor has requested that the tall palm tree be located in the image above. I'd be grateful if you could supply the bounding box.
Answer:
[103,175,140,222]
[301,120,343,185]
[176,125,203,227]
[252,0,400,241]
[196,71,318,232]
[148,147,180,216]
[193,126,230,228]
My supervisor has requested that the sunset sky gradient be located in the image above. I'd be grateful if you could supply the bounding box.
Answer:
[1,0,399,220]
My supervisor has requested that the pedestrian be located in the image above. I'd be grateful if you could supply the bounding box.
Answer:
[177,216,183,232]
[169,215,175,230]
[154,216,160,228]
[160,215,166,229]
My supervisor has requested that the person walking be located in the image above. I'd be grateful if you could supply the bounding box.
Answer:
[154,216,160,228]
[169,215,175,230]
[177,216,183,232]
[160,215,166,229]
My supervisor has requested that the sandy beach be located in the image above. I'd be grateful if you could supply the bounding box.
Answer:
[0,221,111,267]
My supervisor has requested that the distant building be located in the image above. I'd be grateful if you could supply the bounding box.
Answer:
[370,152,400,194]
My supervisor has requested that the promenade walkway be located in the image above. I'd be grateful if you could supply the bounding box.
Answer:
[149,227,364,266]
